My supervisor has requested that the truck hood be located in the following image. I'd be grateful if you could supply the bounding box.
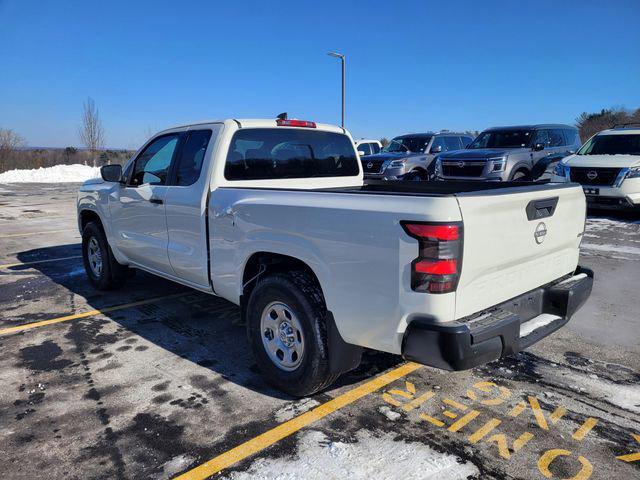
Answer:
[563,154,640,169]
[360,152,413,163]
[438,148,521,160]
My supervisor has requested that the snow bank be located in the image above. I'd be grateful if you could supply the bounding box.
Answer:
[0,164,101,183]
[224,429,478,480]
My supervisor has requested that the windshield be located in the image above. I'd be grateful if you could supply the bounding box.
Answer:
[382,136,432,153]
[468,130,533,149]
[577,134,640,156]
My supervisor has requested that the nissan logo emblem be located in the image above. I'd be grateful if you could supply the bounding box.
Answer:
[534,222,548,244]
[586,170,598,180]
[457,161,465,168]
[366,162,373,169]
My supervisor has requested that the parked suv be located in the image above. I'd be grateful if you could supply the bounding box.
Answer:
[355,139,382,156]
[362,132,474,181]
[435,124,581,182]
[552,124,640,209]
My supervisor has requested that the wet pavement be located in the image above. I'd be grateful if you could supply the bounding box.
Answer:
[0,182,638,479]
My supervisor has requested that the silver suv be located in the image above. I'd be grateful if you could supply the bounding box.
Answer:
[434,124,581,181]
[361,132,474,181]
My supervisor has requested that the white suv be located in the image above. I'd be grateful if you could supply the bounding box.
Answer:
[553,125,640,210]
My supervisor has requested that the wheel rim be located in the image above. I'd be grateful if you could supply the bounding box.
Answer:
[260,301,305,371]
[87,237,103,277]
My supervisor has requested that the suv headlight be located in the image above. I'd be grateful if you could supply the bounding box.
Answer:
[489,157,506,172]
[389,159,406,168]
[554,162,568,177]
[627,166,640,178]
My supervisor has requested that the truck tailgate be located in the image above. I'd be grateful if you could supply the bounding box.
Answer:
[454,184,586,319]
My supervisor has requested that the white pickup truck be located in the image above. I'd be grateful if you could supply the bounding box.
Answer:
[77,118,593,396]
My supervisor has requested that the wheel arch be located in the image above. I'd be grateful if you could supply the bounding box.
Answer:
[241,251,362,375]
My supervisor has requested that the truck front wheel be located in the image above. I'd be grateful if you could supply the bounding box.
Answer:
[82,221,130,290]
[246,272,338,397]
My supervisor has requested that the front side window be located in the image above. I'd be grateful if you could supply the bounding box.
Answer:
[462,136,474,148]
[225,128,359,180]
[130,134,179,186]
[430,137,447,152]
[174,130,212,186]
[533,130,550,148]
[577,134,640,156]
[371,143,381,154]
[469,130,533,149]
[548,129,565,147]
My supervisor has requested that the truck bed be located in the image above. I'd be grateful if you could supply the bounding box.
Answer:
[324,179,573,196]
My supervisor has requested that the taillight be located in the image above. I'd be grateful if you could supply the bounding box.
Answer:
[276,119,317,128]
[402,221,463,294]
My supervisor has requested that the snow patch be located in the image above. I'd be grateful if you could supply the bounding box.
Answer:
[581,242,640,256]
[274,398,320,423]
[159,453,197,479]
[223,429,478,480]
[378,405,401,421]
[0,164,101,183]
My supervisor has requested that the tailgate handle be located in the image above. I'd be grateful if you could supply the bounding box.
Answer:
[526,197,558,220]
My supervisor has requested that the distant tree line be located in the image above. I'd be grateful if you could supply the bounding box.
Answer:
[575,107,640,141]
[0,146,133,173]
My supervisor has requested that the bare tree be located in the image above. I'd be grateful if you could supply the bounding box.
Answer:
[0,128,25,153]
[380,137,389,147]
[78,97,105,165]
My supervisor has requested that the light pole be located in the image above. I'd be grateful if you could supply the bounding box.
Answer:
[327,52,345,128]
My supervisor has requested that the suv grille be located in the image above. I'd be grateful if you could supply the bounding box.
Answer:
[570,167,621,186]
[362,159,386,174]
[442,161,486,177]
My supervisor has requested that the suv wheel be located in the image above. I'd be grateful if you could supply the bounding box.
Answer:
[404,170,427,181]
[510,169,530,181]
[82,221,129,290]
[246,271,338,397]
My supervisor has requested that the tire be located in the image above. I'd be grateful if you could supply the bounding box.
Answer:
[510,169,530,181]
[82,221,129,290]
[246,271,338,397]
[404,170,427,182]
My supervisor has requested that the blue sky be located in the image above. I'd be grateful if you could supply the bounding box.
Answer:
[1,0,639,149]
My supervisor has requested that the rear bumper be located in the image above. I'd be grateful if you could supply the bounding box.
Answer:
[402,266,594,370]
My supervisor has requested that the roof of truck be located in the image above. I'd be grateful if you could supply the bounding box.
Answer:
[161,118,345,134]
[485,124,577,131]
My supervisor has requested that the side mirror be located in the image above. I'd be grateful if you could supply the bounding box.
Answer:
[533,143,545,151]
[358,150,366,156]
[101,164,123,183]
[431,145,442,154]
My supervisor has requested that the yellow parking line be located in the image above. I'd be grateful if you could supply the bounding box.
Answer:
[0,292,188,336]
[0,255,82,269]
[175,362,422,480]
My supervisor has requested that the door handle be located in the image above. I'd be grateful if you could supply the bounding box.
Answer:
[149,198,163,205]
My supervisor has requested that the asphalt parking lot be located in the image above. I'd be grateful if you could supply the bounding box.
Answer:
[1,182,639,480]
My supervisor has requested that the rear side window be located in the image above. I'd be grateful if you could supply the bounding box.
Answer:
[548,129,565,147]
[174,130,212,186]
[130,134,180,186]
[225,128,359,180]
[371,143,381,154]
[444,137,463,151]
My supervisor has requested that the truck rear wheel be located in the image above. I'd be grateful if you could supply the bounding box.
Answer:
[82,221,129,290]
[246,271,338,397]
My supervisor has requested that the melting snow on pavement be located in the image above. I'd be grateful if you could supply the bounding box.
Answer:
[224,429,478,480]
[0,164,101,183]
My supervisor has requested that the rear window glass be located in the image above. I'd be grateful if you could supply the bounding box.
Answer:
[225,128,359,180]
